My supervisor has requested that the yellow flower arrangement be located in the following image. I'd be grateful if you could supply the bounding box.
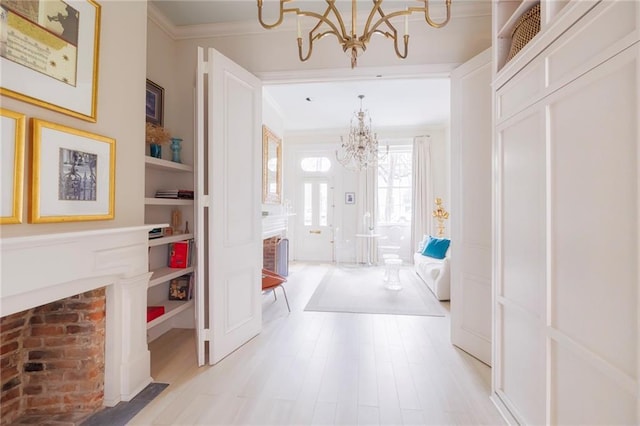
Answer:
[145,122,171,145]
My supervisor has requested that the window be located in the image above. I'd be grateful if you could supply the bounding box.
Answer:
[377,146,412,224]
[300,157,331,172]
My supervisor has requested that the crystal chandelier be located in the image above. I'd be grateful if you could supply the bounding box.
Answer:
[336,95,384,171]
[257,0,452,68]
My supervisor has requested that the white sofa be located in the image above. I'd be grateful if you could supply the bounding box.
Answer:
[413,252,450,301]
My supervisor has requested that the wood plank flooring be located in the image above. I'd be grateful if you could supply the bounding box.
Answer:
[130,263,505,425]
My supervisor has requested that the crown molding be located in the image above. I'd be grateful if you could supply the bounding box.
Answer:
[258,63,458,84]
[149,1,491,41]
[147,2,178,39]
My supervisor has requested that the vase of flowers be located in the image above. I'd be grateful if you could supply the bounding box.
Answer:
[145,122,171,158]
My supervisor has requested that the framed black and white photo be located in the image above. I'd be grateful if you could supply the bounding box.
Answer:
[345,192,355,204]
[29,118,115,223]
[146,79,164,126]
[0,0,101,122]
[0,108,26,224]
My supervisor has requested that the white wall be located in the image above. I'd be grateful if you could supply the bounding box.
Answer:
[1,1,147,238]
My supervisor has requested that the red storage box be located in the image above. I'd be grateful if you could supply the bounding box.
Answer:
[147,306,165,322]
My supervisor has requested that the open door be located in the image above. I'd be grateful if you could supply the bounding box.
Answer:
[195,47,263,365]
[450,48,492,365]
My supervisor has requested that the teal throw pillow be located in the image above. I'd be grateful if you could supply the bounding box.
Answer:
[421,236,450,259]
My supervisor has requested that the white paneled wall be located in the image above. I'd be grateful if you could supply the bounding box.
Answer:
[492,1,639,423]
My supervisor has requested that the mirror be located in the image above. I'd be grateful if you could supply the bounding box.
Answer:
[262,125,282,204]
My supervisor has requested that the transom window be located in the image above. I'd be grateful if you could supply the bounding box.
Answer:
[300,157,331,172]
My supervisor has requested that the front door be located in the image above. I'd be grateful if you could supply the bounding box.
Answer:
[296,176,334,262]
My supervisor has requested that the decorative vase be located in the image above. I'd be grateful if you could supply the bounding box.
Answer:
[170,138,182,163]
[150,143,162,158]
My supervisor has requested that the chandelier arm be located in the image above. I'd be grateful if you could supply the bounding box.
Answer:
[257,0,298,29]
[298,10,348,42]
[362,0,385,39]
[393,34,409,59]
[419,0,452,29]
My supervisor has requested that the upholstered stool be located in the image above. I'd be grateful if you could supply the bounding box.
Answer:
[384,258,403,291]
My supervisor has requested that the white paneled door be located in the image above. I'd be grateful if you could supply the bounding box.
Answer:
[296,177,334,262]
[196,47,263,365]
[450,49,492,366]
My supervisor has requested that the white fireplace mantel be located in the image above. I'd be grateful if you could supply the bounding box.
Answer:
[0,225,155,406]
[262,214,294,239]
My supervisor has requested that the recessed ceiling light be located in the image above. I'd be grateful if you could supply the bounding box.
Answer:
[305,97,312,102]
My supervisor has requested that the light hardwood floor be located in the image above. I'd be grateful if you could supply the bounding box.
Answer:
[130,263,505,425]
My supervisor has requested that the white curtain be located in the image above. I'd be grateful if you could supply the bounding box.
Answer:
[356,166,378,264]
[411,135,433,254]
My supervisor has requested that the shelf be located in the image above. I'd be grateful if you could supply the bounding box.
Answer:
[145,156,193,172]
[149,266,195,288]
[145,198,194,206]
[148,233,194,247]
[146,299,194,329]
[497,0,540,39]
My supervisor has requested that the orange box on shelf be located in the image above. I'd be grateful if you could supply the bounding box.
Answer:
[146,306,165,322]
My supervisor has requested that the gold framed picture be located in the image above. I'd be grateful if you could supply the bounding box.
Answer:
[0,108,26,224]
[0,0,101,122]
[29,119,115,223]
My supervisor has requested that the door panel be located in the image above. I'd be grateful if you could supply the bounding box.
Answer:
[196,47,262,366]
[296,177,333,262]
[450,48,492,365]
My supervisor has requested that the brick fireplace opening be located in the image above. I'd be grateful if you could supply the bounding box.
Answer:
[0,288,106,425]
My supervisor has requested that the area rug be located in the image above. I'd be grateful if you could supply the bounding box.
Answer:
[304,265,445,317]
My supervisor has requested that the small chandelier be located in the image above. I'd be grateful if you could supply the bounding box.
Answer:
[257,0,452,68]
[336,95,384,171]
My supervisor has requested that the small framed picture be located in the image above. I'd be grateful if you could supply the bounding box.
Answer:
[29,118,115,223]
[345,192,355,204]
[146,79,164,126]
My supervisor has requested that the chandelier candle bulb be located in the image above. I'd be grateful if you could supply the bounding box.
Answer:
[297,14,301,38]
[405,12,409,36]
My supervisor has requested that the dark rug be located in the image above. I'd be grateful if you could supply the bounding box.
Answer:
[81,382,169,426]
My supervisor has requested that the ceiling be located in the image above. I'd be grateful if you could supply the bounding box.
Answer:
[149,1,453,132]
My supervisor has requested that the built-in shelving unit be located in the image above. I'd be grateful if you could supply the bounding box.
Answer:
[494,0,573,74]
[144,154,196,342]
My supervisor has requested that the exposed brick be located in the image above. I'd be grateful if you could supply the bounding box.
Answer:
[66,324,94,335]
[30,325,64,337]
[28,350,63,361]
[65,346,102,359]
[0,387,20,404]
[44,313,79,324]
[23,385,42,395]
[45,360,80,370]
[22,337,43,348]
[41,336,79,347]
[2,377,21,392]
[84,311,106,322]
[23,363,44,372]
[33,302,64,313]
[3,329,23,341]
[0,289,106,423]
[63,370,88,381]
[0,398,20,422]
[26,394,62,409]
[47,382,77,393]
[0,318,26,334]
[0,341,19,355]
[29,315,44,325]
